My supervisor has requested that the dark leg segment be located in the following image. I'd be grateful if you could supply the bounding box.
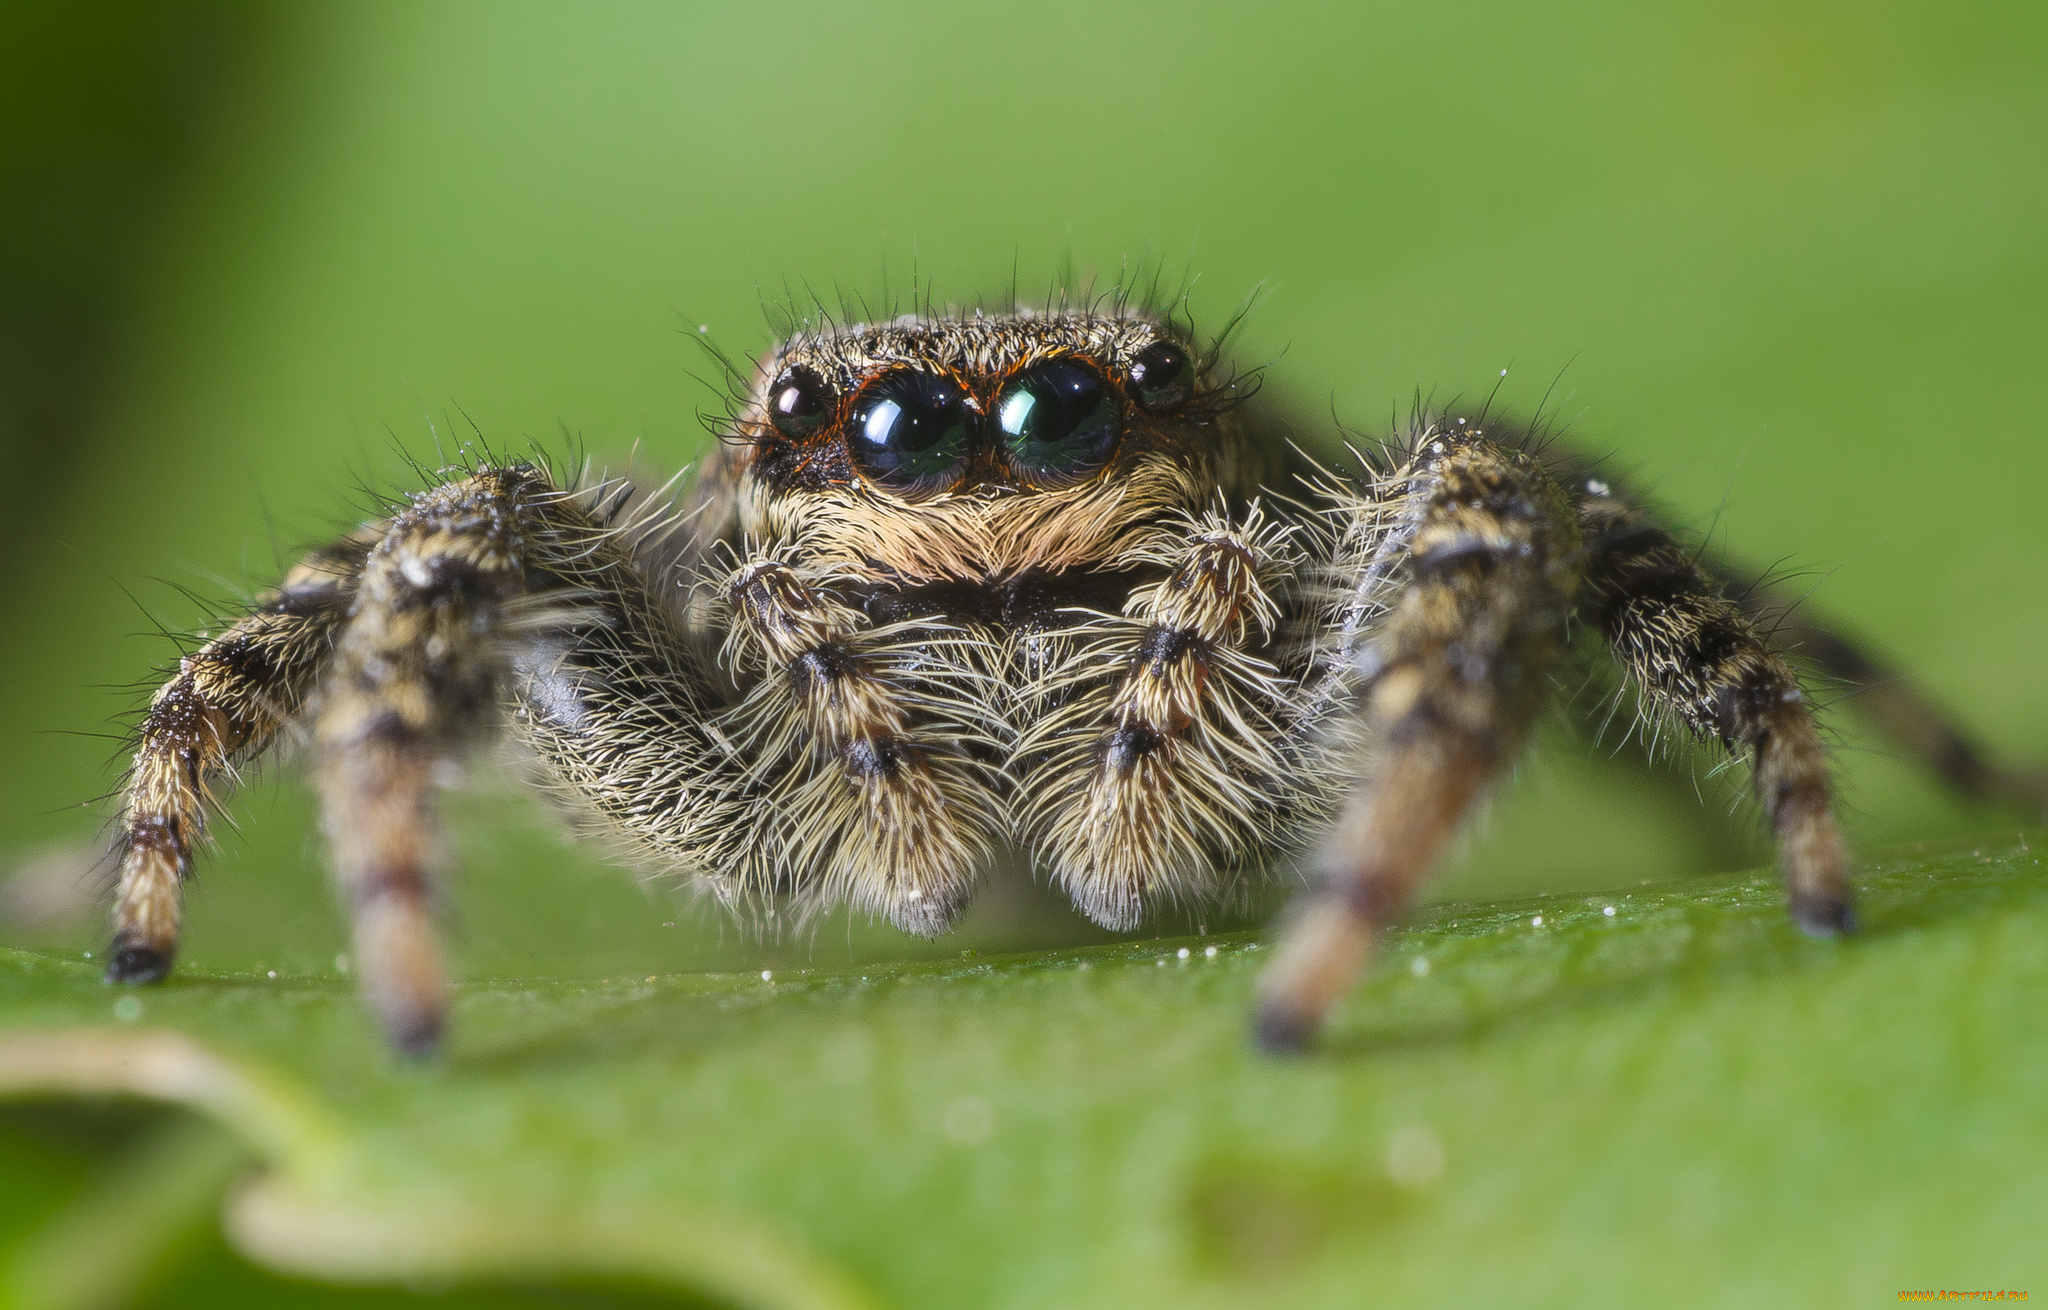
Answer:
[1257,433,1581,1051]
[1579,495,1854,934]
[106,539,366,984]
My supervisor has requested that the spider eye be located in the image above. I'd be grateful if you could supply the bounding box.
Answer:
[996,359,1121,478]
[767,367,832,438]
[1127,340,1190,410]
[847,369,973,491]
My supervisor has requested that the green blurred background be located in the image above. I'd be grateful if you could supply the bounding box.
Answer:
[1,0,2044,1300]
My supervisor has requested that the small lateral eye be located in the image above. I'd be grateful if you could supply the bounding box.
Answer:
[767,367,833,438]
[1127,340,1190,410]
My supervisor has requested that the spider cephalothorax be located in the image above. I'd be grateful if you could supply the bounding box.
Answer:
[685,313,1281,585]
[100,304,2045,1056]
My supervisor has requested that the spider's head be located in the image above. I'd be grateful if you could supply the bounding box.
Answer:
[740,313,1211,498]
[701,312,1264,581]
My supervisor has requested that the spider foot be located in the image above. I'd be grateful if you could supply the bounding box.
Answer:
[1251,999,1319,1056]
[1789,889,1857,938]
[384,1009,446,1062]
[102,940,174,985]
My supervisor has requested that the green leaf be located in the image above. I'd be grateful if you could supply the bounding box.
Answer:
[4,835,2043,1308]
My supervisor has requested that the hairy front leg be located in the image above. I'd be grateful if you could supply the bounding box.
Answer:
[1017,510,1299,930]
[722,560,998,935]
[1256,434,1581,1051]
[106,536,367,983]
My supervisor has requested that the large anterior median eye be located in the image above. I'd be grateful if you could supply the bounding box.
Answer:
[847,369,973,491]
[996,359,1121,478]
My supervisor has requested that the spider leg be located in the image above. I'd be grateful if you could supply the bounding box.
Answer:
[1576,492,1854,934]
[1729,587,2048,820]
[309,470,558,1054]
[1546,450,2046,819]
[111,461,754,1055]
[106,535,367,984]
[719,559,999,935]
[1016,510,1299,930]
[1255,433,1580,1052]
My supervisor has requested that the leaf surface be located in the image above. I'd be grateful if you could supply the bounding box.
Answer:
[4,836,2043,1308]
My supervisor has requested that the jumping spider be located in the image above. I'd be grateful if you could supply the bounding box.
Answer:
[104,303,2045,1055]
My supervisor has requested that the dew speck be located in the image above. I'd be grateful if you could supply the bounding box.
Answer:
[1204,945,1219,958]
[760,970,773,982]
[82,951,92,960]
[1602,905,1617,917]
[113,995,142,1023]
[1410,956,1430,977]
[1387,1124,1446,1190]
[942,1095,994,1146]
[1530,915,1544,928]
[266,970,277,979]
[1177,947,1191,960]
